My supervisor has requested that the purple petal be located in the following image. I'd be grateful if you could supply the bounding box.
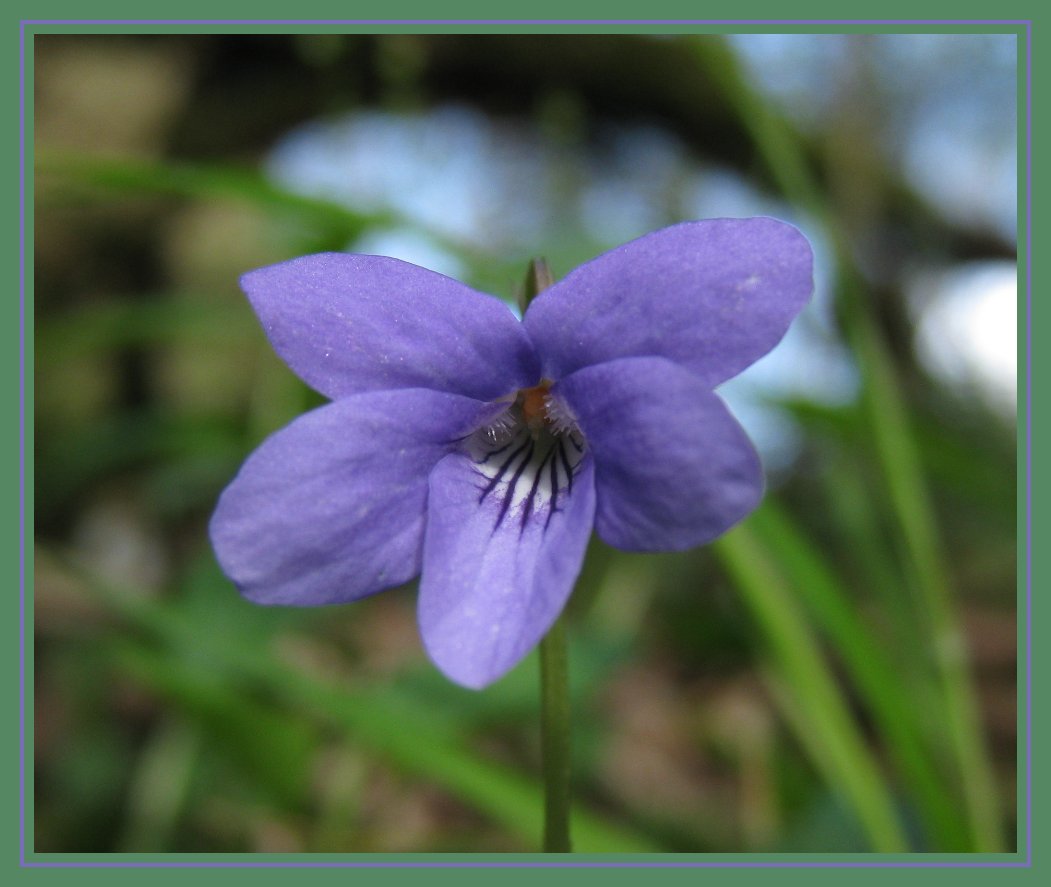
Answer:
[210,388,499,606]
[241,253,540,400]
[418,438,596,689]
[524,218,813,388]
[554,356,763,551]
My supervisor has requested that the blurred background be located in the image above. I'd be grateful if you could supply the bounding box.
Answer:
[33,32,1019,854]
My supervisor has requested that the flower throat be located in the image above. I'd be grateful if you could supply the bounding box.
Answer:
[471,380,585,535]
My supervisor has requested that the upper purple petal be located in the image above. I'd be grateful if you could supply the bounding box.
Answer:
[209,388,499,606]
[241,253,540,400]
[524,218,813,387]
[554,356,763,551]
[418,441,596,689]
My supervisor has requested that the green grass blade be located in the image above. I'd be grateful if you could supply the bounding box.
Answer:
[116,717,201,852]
[37,295,257,360]
[748,500,970,850]
[696,36,1003,851]
[713,525,909,852]
[36,151,387,241]
[47,551,661,853]
[849,311,1004,851]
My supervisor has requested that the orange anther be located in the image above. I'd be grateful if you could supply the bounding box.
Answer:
[518,381,552,429]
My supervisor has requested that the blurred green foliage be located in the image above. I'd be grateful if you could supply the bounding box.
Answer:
[33,33,1018,854]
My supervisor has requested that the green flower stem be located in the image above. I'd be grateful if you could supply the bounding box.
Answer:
[539,614,572,852]
[519,257,573,852]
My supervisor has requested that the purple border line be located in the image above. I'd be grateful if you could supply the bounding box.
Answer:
[19,861,1034,869]
[21,18,1033,25]
[19,17,28,872]
[20,19,1032,869]
[1025,18,1033,864]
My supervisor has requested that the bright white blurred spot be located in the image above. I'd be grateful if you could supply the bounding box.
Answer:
[903,103,1017,240]
[728,34,850,130]
[731,33,1017,241]
[912,261,1017,417]
[718,314,860,472]
[265,105,557,251]
[351,227,466,281]
[687,167,779,220]
[716,394,804,474]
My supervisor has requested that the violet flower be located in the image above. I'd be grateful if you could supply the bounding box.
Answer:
[210,219,813,688]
